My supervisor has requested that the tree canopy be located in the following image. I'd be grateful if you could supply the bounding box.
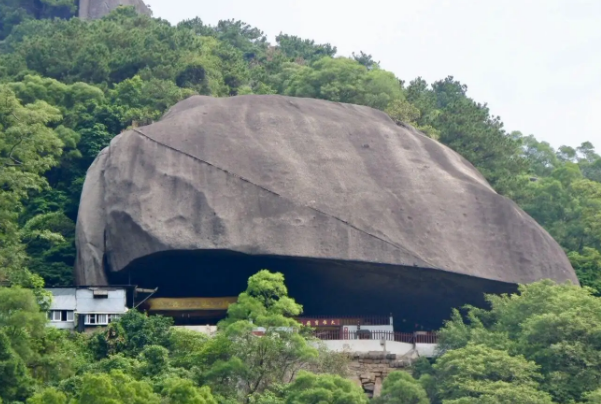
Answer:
[0,6,596,291]
[0,270,349,404]
[0,5,599,404]
[433,281,601,403]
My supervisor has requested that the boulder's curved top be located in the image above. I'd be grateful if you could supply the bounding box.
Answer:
[74,95,577,286]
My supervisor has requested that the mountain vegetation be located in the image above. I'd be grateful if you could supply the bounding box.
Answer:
[0,5,599,403]
[2,270,601,403]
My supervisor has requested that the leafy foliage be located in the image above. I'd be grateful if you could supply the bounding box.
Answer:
[0,270,349,404]
[0,0,76,40]
[373,371,429,404]
[195,271,322,401]
[0,330,33,402]
[0,4,598,292]
[436,280,601,403]
[282,371,367,404]
[220,270,303,328]
[430,344,551,403]
[0,4,600,404]
[89,310,173,359]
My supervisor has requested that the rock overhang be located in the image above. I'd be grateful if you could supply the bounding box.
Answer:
[74,94,578,301]
[110,249,520,329]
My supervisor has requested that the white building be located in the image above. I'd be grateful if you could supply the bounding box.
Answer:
[46,287,129,331]
[46,288,77,330]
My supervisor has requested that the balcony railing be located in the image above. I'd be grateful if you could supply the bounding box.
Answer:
[413,332,438,344]
[312,330,438,344]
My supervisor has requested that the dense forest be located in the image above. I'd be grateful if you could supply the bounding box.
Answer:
[0,3,601,403]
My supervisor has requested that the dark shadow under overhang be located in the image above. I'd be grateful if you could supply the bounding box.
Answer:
[108,250,517,330]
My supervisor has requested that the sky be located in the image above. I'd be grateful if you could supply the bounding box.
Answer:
[144,0,601,149]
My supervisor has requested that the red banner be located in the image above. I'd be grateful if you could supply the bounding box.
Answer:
[298,318,341,327]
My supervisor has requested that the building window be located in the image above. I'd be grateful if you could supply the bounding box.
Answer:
[84,314,121,325]
[48,310,74,322]
[85,314,108,325]
[92,290,109,299]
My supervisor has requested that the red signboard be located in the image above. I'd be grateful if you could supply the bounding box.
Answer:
[298,318,341,327]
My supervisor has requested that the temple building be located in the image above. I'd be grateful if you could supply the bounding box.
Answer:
[140,296,237,324]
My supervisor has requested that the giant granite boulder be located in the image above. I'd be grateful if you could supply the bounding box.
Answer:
[78,0,152,20]
[74,94,577,291]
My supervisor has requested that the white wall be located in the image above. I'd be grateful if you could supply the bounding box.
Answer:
[174,325,217,336]
[166,326,440,358]
[416,343,437,358]
[48,321,75,330]
[46,288,77,330]
[313,339,415,356]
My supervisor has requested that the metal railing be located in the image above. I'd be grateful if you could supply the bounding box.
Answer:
[414,332,438,344]
[312,330,438,344]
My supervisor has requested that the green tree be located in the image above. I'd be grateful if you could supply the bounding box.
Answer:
[437,280,601,403]
[0,287,47,362]
[2,9,601,404]
[220,270,302,328]
[284,56,405,112]
[283,371,367,404]
[511,162,601,293]
[431,344,549,403]
[352,51,379,70]
[285,57,367,104]
[361,68,405,110]
[73,370,160,404]
[276,34,336,63]
[201,328,317,399]
[138,345,170,377]
[517,133,559,177]
[442,384,554,404]
[198,271,318,400]
[374,371,429,404]
[167,328,208,368]
[0,0,76,40]
[0,86,65,284]
[108,75,195,126]
[0,330,33,402]
[161,378,217,404]
[28,327,90,383]
[213,19,267,62]
[569,248,601,294]
[79,354,138,378]
[89,310,173,359]
[1,8,229,92]
[585,389,601,404]
[406,76,528,192]
[385,98,421,124]
[561,142,601,183]
[27,388,67,404]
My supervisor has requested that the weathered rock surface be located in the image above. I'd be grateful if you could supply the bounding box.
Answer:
[74,95,577,287]
[346,350,418,398]
[78,0,152,20]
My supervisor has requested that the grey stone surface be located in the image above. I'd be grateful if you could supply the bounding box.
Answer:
[74,95,577,286]
[78,0,152,20]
